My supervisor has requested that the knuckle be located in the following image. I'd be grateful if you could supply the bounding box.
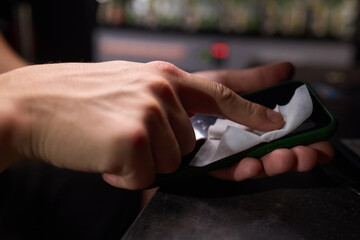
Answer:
[127,124,149,150]
[271,149,295,170]
[243,101,261,118]
[147,77,175,100]
[148,61,180,77]
[102,125,148,171]
[142,101,164,124]
[213,82,237,105]
[100,122,156,190]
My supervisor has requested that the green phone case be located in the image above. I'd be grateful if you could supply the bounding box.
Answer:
[151,81,337,188]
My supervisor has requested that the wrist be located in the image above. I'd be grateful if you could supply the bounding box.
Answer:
[0,71,34,171]
[0,99,24,172]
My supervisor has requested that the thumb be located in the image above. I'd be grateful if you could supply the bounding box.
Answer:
[178,77,284,132]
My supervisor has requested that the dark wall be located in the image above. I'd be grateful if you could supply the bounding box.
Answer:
[1,0,98,63]
[30,0,98,63]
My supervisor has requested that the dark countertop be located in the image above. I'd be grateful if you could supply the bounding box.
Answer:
[123,137,360,240]
[123,67,360,240]
[123,167,360,240]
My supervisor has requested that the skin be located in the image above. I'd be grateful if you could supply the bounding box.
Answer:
[0,33,28,73]
[0,33,333,190]
[195,65,334,181]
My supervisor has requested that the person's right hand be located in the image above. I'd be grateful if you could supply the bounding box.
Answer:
[0,61,284,189]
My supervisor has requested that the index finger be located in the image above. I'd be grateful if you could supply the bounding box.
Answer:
[174,71,284,132]
[145,61,284,132]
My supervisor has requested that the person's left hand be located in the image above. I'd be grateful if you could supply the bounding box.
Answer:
[194,62,334,181]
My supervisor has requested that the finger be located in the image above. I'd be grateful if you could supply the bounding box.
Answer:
[308,141,334,163]
[166,106,196,155]
[147,61,284,132]
[102,130,156,190]
[291,145,318,172]
[147,76,196,155]
[178,77,285,132]
[209,157,263,181]
[194,62,294,93]
[144,100,182,174]
[260,149,296,176]
[209,142,334,182]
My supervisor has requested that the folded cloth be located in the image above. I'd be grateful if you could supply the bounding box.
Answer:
[189,84,313,167]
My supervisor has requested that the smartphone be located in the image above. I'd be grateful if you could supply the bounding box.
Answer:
[151,81,337,187]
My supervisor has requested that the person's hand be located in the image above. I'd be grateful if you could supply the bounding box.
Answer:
[194,62,334,181]
[0,61,285,189]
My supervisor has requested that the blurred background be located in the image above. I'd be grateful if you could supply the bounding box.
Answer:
[94,0,360,71]
[1,0,360,141]
[0,0,358,68]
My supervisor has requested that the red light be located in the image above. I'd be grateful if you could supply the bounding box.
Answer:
[210,42,230,59]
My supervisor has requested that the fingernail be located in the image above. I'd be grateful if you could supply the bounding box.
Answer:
[266,109,284,124]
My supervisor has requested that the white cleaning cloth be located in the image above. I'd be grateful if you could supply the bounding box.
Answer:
[189,84,313,167]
